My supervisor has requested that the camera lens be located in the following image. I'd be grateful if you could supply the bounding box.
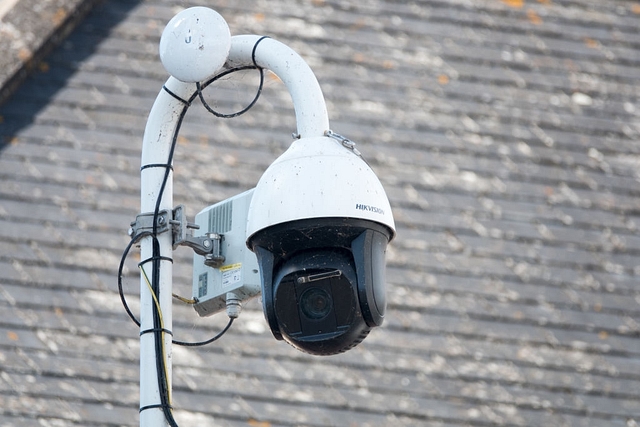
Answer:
[300,287,333,320]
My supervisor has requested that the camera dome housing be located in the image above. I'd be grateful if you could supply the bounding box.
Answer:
[246,136,395,237]
[246,135,395,355]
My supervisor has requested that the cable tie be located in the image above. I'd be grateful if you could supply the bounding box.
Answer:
[139,403,173,413]
[251,36,271,68]
[162,85,190,106]
[141,163,174,172]
[138,256,174,267]
[140,327,174,337]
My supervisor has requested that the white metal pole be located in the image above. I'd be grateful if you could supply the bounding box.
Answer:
[139,77,195,427]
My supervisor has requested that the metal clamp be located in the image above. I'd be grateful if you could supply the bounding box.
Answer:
[129,210,172,238]
[325,130,362,157]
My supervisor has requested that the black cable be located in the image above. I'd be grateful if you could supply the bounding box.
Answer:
[151,110,187,235]
[147,86,189,424]
[173,317,234,347]
[148,236,179,427]
[196,65,265,118]
[117,231,151,327]
[118,230,229,349]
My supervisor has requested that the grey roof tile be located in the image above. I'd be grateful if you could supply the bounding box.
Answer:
[0,0,639,425]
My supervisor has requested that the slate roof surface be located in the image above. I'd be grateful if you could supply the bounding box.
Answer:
[0,0,639,426]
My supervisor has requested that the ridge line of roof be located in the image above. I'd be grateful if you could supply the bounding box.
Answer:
[0,0,99,107]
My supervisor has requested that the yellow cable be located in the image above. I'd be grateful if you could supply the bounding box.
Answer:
[172,293,197,304]
[139,265,172,405]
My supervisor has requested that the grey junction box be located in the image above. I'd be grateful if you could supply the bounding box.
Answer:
[191,189,261,316]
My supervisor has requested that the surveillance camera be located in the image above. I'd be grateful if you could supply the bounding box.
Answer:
[189,135,395,355]
[246,134,396,355]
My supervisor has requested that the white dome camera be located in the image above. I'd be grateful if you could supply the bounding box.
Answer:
[154,23,399,356]
[134,9,398,424]
[246,135,396,355]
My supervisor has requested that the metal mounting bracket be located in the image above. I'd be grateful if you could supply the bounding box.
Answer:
[129,209,172,238]
[171,205,225,268]
[129,205,225,268]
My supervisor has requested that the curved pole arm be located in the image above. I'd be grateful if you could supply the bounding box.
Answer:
[226,35,330,138]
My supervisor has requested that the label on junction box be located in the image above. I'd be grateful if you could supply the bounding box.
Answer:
[220,263,242,288]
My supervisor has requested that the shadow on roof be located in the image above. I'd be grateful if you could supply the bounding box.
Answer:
[0,0,142,150]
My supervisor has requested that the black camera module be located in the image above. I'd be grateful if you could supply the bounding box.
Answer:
[271,249,368,355]
[249,218,393,356]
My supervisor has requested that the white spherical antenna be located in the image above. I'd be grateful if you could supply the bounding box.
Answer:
[159,7,231,83]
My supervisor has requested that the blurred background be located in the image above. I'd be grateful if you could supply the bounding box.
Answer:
[0,0,639,425]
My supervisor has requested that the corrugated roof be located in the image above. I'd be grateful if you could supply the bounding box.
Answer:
[1,0,639,425]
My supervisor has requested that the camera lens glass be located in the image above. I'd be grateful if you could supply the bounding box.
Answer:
[300,287,333,320]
